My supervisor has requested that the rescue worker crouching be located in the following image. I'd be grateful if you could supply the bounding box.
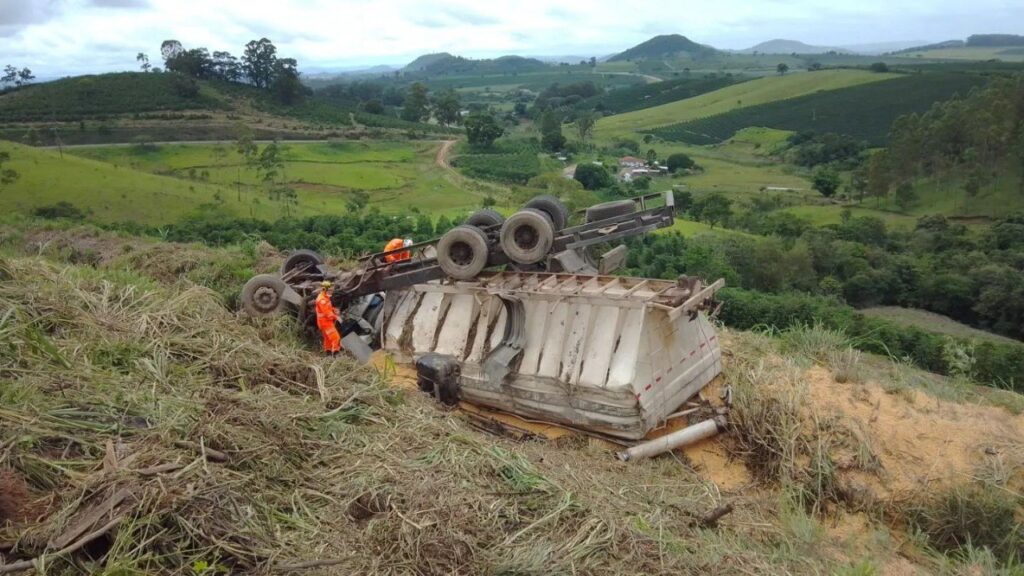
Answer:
[384,238,413,264]
[315,280,342,354]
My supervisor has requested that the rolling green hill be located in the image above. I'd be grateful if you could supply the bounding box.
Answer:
[0,72,227,122]
[608,34,718,61]
[594,69,897,140]
[648,72,989,145]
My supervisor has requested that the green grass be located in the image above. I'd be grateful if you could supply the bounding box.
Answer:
[648,73,989,145]
[2,140,486,225]
[594,69,897,140]
[672,155,811,196]
[0,141,268,224]
[862,307,1021,345]
[781,204,918,228]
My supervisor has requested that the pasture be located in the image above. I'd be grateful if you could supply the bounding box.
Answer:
[0,140,487,225]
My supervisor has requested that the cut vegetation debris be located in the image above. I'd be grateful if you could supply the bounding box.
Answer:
[1,223,1022,574]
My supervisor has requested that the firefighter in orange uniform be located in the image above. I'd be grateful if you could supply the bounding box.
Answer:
[384,238,412,263]
[315,280,342,354]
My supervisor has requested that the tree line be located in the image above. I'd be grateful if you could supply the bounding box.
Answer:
[135,38,306,104]
[868,77,1024,206]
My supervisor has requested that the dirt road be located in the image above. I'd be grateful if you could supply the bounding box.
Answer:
[435,139,456,169]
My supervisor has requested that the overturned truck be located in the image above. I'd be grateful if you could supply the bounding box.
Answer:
[240,192,724,440]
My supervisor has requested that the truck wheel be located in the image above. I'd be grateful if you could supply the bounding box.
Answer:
[437,225,490,280]
[464,208,505,229]
[585,200,635,223]
[500,209,555,265]
[240,274,287,316]
[524,195,569,230]
[280,249,323,277]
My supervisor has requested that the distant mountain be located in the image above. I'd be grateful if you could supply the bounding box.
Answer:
[608,34,718,61]
[403,53,458,72]
[967,34,1024,47]
[402,53,548,75]
[737,39,849,55]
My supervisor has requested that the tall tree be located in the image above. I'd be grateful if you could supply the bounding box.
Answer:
[692,193,732,228]
[160,40,184,64]
[464,112,503,149]
[812,166,840,198]
[575,111,596,143]
[539,109,566,152]
[243,38,278,88]
[776,62,789,75]
[235,127,257,201]
[432,89,461,127]
[401,83,430,123]
[212,51,241,82]
[166,48,212,79]
[1,65,17,87]
[136,52,151,73]
[272,58,304,104]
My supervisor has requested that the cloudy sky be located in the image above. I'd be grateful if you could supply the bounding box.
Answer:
[2,0,1022,76]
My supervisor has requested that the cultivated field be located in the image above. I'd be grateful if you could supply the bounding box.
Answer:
[593,69,897,140]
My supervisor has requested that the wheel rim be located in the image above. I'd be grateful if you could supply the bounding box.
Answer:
[513,225,538,251]
[251,285,280,314]
[449,241,474,267]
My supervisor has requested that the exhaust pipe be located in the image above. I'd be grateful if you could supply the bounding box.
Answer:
[617,415,727,462]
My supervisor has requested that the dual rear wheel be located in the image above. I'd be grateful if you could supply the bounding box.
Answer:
[437,196,568,280]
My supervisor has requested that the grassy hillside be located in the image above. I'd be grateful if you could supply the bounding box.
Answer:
[583,74,747,115]
[0,140,487,224]
[649,72,989,145]
[594,69,897,140]
[863,306,1022,345]
[0,73,227,122]
[0,141,269,224]
[899,46,1024,62]
[0,224,1020,574]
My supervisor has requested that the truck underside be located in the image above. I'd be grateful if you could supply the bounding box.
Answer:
[240,192,725,440]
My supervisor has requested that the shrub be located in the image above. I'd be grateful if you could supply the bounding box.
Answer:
[905,482,1023,563]
[573,163,614,190]
[33,201,85,220]
[665,153,696,173]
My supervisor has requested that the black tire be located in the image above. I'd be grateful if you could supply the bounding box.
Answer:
[280,249,323,277]
[500,209,555,265]
[464,208,505,229]
[524,195,569,230]
[585,199,635,223]
[240,274,287,317]
[437,225,490,280]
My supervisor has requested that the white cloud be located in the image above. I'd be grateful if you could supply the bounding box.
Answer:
[0,0,1021,76]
